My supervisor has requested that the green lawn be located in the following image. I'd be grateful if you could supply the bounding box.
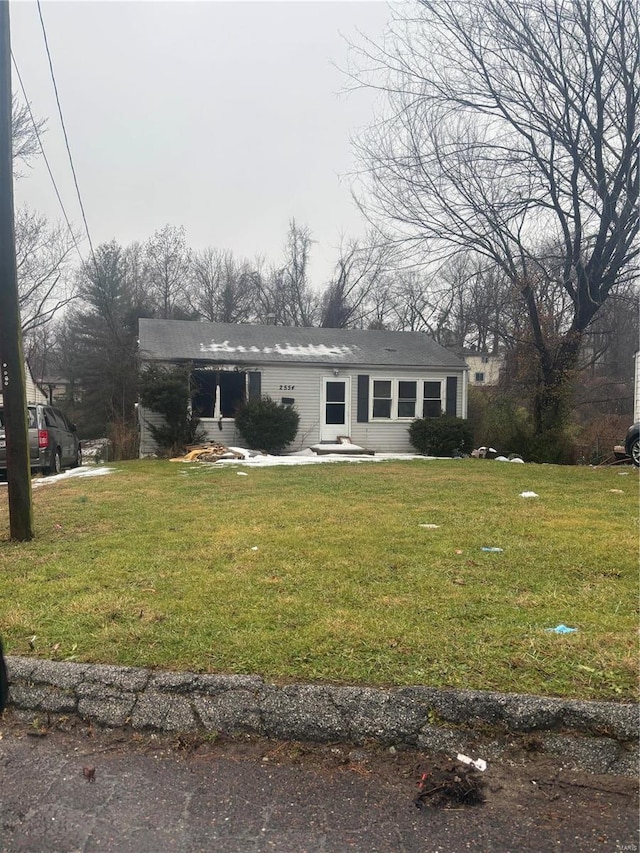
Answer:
[0,458,637,701]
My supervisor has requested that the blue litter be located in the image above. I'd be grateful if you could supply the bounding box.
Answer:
[546,624,577,634]
[481,547,503,553]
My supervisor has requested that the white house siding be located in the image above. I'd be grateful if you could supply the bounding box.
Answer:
[0,363,46,407]
[465,353,503,386]
[138,361,467,457]
[349,367,466,453]
[198,365,328,452]
[633,352,639,422]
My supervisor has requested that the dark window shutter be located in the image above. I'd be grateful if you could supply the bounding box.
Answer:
[357,375,369,422]
[445,376,458,416]
[248,371,261,401]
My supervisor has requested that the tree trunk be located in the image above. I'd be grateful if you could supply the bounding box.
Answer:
[531,332,582,461]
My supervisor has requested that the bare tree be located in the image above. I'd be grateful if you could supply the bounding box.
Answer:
[14,206,78,340]
[188,248,259,323]
[145,225,192,319]
[320,234,391,328]
[353,0,639,446]
[262,220,318,326]
[12,94,46,173]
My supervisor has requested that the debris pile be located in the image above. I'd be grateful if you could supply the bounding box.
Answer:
[415,760,486,809]
[170,443,246,463]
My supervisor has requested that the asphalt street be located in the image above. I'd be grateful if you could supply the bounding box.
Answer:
[1,716,637,853]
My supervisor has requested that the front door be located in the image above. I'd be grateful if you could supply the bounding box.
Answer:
[320,377,351,442]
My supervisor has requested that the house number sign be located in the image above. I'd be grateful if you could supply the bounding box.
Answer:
[279,385,295,391]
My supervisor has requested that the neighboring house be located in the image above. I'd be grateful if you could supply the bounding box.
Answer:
[463,350,504,386]
[138,319,469,455]
[0,361,47,406]
[38,374,76,404]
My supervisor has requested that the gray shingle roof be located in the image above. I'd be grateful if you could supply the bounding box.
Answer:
[138,319,467,370]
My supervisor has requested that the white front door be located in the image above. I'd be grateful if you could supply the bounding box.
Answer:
[320,377,351,442]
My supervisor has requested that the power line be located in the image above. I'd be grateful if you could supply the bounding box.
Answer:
[36,0,98,268]
[11,52,86,268]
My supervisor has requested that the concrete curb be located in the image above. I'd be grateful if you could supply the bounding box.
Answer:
[6,656,639,776]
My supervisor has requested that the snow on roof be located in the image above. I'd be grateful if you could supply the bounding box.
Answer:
[199,340,354,359]
[138,319,467,369]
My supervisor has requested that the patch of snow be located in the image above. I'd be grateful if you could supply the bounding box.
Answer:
[207,450,431,468]
[510,457,525,463]
[199,339,355,359]
[32,466,116,487]
[495,456,509,462]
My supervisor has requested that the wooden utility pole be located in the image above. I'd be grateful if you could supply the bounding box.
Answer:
[0,0,34,541]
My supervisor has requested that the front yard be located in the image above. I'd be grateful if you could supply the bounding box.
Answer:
[0,458,637,701]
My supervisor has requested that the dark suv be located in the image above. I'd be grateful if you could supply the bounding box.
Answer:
[0,404,81,475]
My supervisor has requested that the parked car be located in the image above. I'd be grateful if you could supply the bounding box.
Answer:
[624,422,639,467]
[0,404,81,476]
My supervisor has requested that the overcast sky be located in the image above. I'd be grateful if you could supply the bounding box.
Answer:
[10,0,392,289]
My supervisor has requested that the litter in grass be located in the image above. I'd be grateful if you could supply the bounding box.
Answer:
[481,547,503,553]
[609,489,624,494]
[251,546,259,551]
[419,523,441,529]
[456,753,487,772]
[472,446,498,459]
[547,624,577,634]
[237,472,248,476]
[520,491,539,498]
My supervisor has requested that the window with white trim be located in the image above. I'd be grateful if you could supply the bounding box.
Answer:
[397,381,417,418]
[372,380,392,418]
[422,381,442,418]
[370,379,440,420]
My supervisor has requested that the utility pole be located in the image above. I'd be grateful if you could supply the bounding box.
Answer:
[0,0,34,541]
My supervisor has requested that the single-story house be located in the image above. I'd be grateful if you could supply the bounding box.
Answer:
[137,319,469,455]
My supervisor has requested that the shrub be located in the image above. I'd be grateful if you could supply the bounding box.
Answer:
[235,396,300,454]
[139,365,204,455]
[409,416,474,457]
[480,397,534,458]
